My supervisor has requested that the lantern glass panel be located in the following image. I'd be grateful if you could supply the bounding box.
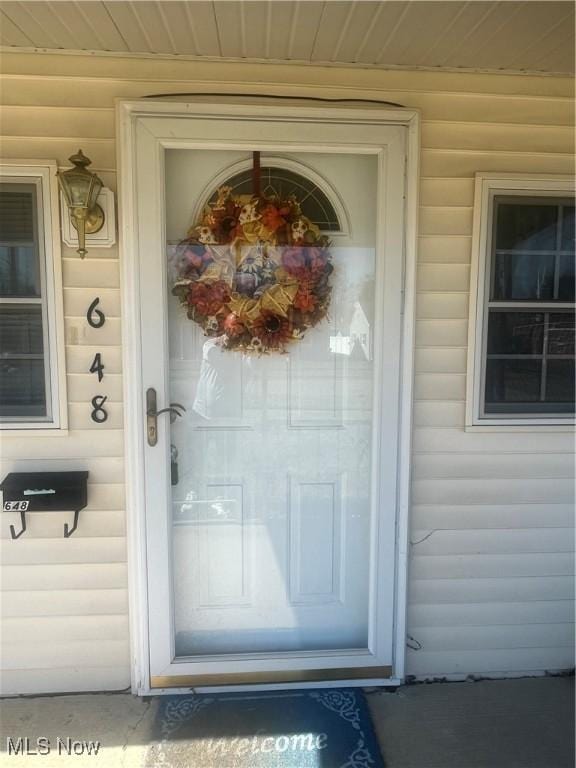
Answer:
[87,176,103,210]
[60,171,92,208]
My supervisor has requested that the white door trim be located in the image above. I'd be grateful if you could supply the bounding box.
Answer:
[117,100,420,694]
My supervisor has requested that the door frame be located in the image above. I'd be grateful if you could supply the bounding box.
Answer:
[117,99,420,695]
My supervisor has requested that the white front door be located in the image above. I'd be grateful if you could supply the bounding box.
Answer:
[128,104,407,689]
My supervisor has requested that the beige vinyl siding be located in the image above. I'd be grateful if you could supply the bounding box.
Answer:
[0,52,574,694]
[0,127,127,693]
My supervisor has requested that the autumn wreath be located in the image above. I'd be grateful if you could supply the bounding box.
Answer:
[171,185,333,353]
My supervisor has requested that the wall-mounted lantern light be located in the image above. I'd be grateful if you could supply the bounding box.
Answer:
[57,150,105,257]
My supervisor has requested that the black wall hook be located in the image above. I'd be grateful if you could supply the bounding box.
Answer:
[9,510,27,540]
[64,510,81,538]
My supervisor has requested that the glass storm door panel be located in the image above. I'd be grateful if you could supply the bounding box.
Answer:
[135,111,406,686]
[167,150,377,657]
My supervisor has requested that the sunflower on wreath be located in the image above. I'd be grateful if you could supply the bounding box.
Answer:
[171,183,333,353]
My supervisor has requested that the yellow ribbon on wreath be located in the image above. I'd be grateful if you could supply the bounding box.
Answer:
[196,245,236,287]
[229,278,299,323]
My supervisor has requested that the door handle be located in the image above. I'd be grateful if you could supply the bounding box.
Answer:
[146,388,186,447]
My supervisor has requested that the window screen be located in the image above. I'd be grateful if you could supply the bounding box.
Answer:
[483,197,575,417]
[0,181,50,420]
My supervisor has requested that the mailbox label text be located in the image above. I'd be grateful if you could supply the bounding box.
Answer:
[3,500,29,512]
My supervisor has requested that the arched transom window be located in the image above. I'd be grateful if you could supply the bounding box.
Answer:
[208,166,341,232]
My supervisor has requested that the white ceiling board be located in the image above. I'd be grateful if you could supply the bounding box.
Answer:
[338,2,386,61]
[42,2,112,52]
[102,1,153,54]
[504,9,574,70]
[241,2,269,60]
[415,2,491,68]
[0,0,573,75]
[441,2,558,71]
[266,1,296,61]
[0,9,34,46]
[490,2,573,70]
[284,1,325,61]
[1,1,63,48]
[309,1,356,62]
[68,2,130,53]
[15,1,82,50]
[351,2,411,65]
[327,2,382,64]
[183,2,220,58]
[380,1,459,67]
[531,25,576,72]
[434,2,513,68]
[154,2,198,56]
[125,1,176,55]
[212,1,242,58]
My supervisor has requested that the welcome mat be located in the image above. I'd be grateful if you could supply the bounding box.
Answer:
[145,688,384,767]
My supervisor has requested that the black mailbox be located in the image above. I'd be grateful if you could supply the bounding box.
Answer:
[1,471,89,539]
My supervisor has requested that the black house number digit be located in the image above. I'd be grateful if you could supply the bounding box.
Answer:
[87,299,107,418]
[89,353,105,382]
[91,395,108,423]
[87,297,105,329]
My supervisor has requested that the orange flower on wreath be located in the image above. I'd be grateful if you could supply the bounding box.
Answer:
[261,204,286,234]
[251,312,292,349]
[187,280,230,317]
[293,282,318,312]
[223,312,245,337]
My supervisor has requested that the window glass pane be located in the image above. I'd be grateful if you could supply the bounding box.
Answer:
[495,201,558,251]
[545,360,575,409]
[0,184,36,242]
[483,195,575,419]
[0,358,46,418]
[548,312,575,356]
[487,311,544,355]
[0,306,44,355]
[0,245,40,297]
[557,254,575,302]
[0,183,40,297]
[485,359,541,411]
[493,252,554,300]
[561,205,574,251]
[0,179,51,424]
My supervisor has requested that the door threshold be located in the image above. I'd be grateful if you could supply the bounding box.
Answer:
[151,665,392,689]
[142,676,401,696]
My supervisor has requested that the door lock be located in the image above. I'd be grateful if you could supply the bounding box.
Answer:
[146,388,186,446]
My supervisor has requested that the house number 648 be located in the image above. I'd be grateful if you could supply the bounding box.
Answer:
[87,297,108,424]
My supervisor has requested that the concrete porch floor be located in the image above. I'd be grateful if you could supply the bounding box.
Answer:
[0,677,573,768]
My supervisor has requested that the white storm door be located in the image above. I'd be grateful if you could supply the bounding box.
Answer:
[131,105,406,688]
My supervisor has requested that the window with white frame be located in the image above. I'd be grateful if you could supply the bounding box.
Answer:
[468,176,575,425]
[0,163,66,429]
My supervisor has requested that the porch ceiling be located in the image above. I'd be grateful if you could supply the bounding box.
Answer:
[0,1,574,76]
